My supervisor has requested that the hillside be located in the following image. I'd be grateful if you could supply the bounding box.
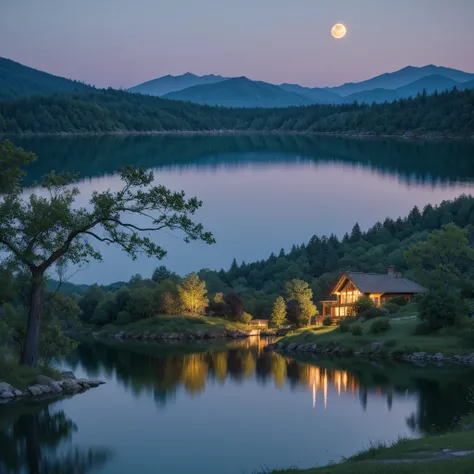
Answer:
[0,57,93,99]
[128,72,225,96]
[329,65,474,97]
[164,77,313,107]
[0,86,473,136]
[279,83,343,104]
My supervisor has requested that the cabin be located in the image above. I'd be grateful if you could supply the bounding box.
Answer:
[321,266,426,320]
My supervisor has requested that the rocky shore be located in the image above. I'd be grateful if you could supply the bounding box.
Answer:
[0,371,105,403]
[269,341,474,366]
[87,328,261,341]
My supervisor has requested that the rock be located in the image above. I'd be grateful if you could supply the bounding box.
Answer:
[13,389,24,397]
[464,422,474,431]
[0,391,14,399]
[0,382,14,394]
[35,375,54,385]
[61,371,76,380]
[35,385,53,394]
[61,380,81,393]
[27,385,43,396]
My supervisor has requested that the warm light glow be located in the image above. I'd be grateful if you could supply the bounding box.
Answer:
[331,23,347,39]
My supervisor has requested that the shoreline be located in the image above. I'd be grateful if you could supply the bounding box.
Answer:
[2,129,473,141]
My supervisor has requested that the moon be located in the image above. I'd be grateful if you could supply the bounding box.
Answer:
[331,23,347,39]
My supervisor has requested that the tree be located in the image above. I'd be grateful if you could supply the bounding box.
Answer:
[126,287,156,321]
[177,273,208,315]
[419,285,465,330]
[0,143,214,366]
[160,291,179,315]
[238,312,253,324]
[285,279,317,326]
[353,297,374,316]
[152,265,172,283]
[405,223,474,295]
[224,292,244,319]
[270,296,286,327]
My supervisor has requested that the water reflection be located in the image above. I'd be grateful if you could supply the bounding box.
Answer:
[67,337,474,435]
[12,134,474,187]
[0,400,113,474]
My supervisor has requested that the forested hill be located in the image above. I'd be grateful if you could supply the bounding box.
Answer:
[197,194,474,319]
[0,57,93,99]
[0,87,473,136]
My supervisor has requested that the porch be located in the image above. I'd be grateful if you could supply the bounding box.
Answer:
[320,300,354,318]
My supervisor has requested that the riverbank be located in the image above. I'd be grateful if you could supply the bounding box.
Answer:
[265,426,474,474]
[74,314,262,342]
[271,318,474,366]
[0,371,105,404]
[2,129,473,141]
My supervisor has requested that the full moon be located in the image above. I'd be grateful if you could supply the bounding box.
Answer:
[331,23,347,39]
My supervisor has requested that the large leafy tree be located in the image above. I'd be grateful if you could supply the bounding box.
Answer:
[177,273,208,315]
[285,279,317,326]
[0,141,214,366]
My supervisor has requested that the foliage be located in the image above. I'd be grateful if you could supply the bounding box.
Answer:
[383,301,401,314]
[160,291,179,315]
[351,323,363,336]
[419,286,466,331]
[354,297,374,315]
[339,319,351,333]
[238,312,253,324]
[152,265,173,283]
[0,141,214,366]
[1,87,474,136]
[359,307,386,320]
[389,296,409,306]
[270,296,286,327]
[125,287,156,321]
[322,317,333,326]
[224,292,244,319]
[177,273,208,315]
[369,318,392,334]
[285,279,317,326]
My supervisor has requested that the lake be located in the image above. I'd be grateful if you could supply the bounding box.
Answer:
[12,134,474,284]
[1,338,474,474]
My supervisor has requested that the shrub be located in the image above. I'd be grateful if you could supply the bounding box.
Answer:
[384,339,397,348]
[370,318,391,334]
[390,296,409,307]
[359,307,385,321]
[351,323,363,336]
[117,311,133,325]
[322,316,333,326]
[238,312,253,324]
[354,297,374,315]
[414,321,431,335]
[339,320,351,333]
[383,301,400,315]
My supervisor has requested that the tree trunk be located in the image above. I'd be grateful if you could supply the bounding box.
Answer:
[20,274,45,367]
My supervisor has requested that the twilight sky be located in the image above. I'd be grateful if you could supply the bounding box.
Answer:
[2,0,474,89]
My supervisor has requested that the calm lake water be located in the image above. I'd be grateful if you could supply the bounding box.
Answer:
[1,338,474,474]
[12,134,474,284]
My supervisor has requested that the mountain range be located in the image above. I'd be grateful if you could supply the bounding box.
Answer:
[0,57,93,99]
[1,56,474,108]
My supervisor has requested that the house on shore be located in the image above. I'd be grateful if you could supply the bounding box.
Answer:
[321,266,426,319]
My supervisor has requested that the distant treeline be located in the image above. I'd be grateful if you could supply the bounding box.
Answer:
[0,87,473,136]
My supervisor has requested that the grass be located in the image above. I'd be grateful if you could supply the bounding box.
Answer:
[281,317,472,356]
[0,352,61,390]
[261,430,474,474]
[95,314,252,337]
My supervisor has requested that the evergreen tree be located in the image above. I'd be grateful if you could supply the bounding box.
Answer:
[285,279,317,326]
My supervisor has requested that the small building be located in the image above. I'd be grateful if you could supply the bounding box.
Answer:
[249,319,269,328]
[321,267,426,319]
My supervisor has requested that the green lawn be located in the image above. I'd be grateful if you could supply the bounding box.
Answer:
[96,314,251,337]
[263,430,474,474]
[280,318,472,356]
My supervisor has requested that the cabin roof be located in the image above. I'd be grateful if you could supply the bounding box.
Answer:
[332,272,426,295]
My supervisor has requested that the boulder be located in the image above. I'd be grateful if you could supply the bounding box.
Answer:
[0,391,14,399]
[35,385,53,394]
[0,382,14,394]
[61,380,81,393]
[27,385,43,396]
[464,422,474,431]
[13,389,24,397]
[61,371,76,380]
